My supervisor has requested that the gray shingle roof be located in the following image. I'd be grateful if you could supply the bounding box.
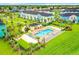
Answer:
[29,23,40,27]
[23,10,52,17]
[62,9,79,12]
[61,13,79,16]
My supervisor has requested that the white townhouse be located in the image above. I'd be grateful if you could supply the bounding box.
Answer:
[19,10,54,23]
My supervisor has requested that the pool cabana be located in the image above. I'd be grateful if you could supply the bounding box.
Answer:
[29,23,42,31]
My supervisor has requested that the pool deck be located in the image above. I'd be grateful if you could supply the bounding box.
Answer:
[29,26,63,43]
[40,31,64,43]
[15,34,38,43]
[36,26,64,43]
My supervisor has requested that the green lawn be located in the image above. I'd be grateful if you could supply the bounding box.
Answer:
[34,24,79,55]
[17,39,30,49]
[0,39,18,55]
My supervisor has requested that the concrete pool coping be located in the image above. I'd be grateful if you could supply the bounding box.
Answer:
[31,26,61,35]
[43,31,65,43]
[34,26,64,43]
[33,26,61,37]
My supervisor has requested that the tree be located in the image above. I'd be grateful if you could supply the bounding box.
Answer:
[43,38,46,48]
[24,27,30,32]
[29,43,33,55]
[41,38,46,48]
[53,9,61,21]
[64,25,72,31]
[36,36,40,44]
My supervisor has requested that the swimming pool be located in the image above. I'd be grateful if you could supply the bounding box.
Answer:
[0,25,6,38]
[35,29,53,37]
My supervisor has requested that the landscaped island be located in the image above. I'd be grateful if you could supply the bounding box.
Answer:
[0,5,79,55]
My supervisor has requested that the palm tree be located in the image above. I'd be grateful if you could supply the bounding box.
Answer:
[24,20,27,25]
[53,9,61,21]
[42,38,46,48]
[29,43,33,55]
[24,27,30,32]
[36,36,40,44]
[15,43,21,54]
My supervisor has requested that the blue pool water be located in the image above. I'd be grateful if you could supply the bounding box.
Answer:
[35,29,53,37]
[0,25,6,38]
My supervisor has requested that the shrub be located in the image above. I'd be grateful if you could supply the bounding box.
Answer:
[64,25,72,31]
